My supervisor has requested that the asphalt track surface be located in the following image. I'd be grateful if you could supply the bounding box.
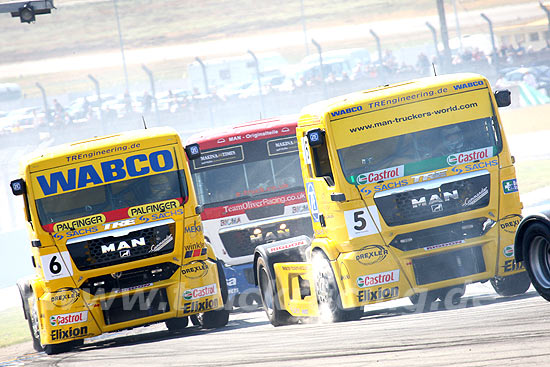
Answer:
[3,284,550,366]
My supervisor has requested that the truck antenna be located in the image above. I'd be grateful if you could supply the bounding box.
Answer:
[142,116,148,129]
[432,63,437,76]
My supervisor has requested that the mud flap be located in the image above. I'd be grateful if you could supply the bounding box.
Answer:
[273,262,319,318]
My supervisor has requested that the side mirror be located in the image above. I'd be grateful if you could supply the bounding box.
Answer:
[10,179,25,196]
[195,205,203,215]
[330,192,346,202]
[306,128,325,147]
[494,89,511,107]
[185,143,201,160]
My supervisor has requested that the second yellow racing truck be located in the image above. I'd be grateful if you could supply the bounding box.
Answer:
[253,73,530,325]
[12,127,229,354]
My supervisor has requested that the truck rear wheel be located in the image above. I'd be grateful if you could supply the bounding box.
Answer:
[436,284,466,306]
[521,223,550,300]
[490,272,530,297]
[313,251,362,322]
[256,256,295,326]
[165,316,189,331]
[409,291,439,312]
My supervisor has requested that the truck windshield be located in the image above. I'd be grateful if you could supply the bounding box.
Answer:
[35,170,188,225]
[338,117,502,184]
[191,139,303,207]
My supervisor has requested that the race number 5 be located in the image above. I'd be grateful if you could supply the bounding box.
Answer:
[40,251,73,281]
[344,206,380,239]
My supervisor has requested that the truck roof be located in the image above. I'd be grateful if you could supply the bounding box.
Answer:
[22,127,181,173]
[301,72,488,118]
[186,114,299,150]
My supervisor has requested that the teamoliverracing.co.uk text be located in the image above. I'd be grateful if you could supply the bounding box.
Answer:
[349,102,478,133]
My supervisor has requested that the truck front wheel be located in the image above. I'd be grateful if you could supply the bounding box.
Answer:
[196,261,230,329]
[256,256,295,326]
[313,251,362,322]
[521,223,550,300]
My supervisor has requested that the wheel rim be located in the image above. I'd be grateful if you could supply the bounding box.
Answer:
[312,254,333,306]
[529,235,550,288]
[31,303,40,340]
[315,267,330,304]
[259,267,275,313]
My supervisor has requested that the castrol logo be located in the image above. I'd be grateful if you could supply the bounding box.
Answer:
[357,165,404,185]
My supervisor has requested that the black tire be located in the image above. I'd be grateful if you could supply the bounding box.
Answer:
[313,251,363,322]
[21,294,42,352]
[409,290,439,312]
[43,342,74,355]
[197,261,230,329]
[256,256,295,326]
[522,223,550,300]
[435,284,466,307]
[165,316,189,331]
[490,272,531,297]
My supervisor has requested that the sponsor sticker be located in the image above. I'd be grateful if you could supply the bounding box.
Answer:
[183,283,217,301]
[502,179,519,194]
[357,269,400,288]
[356,165,404,185]
[500,217,521,233]
[50,288,80,308]
[184,248,207,258]
[183,297,219,313]
[50,311,88,327]
[128,199,179,217]
[424,240,465,251]
[503,245,514,258]
[114,283,153,293]
[462,186,488,207]
[220,217,242,227]
[267,239,308,253]
[53,214,105,233]
[503,259,524,273]
[446,147,492,166]
[50,326,88,341]
[355,245,388,265]
[306,182,319,222]
[357,286,399,303]
[181,261,209,279]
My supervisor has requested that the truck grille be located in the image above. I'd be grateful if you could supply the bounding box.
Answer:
[67,223,175,271]
[101,288,170,325]
[374,171,490,226]
[80,262,180,296]
[413,246,486,285]
[219,216,312,258]
[389,218,489,251]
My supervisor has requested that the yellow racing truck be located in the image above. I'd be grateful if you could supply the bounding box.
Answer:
[12,127,229,354]
[253,73,530,325]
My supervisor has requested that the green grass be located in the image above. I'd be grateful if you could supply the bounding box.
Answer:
[0,307,30,348]
[515,159,550,194]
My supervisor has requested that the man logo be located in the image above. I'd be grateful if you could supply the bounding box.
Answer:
[431,204,443,212]
[119,249,131,258]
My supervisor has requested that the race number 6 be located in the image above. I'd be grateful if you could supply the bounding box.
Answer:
[344,207,380,239]
[41,251,73,281]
